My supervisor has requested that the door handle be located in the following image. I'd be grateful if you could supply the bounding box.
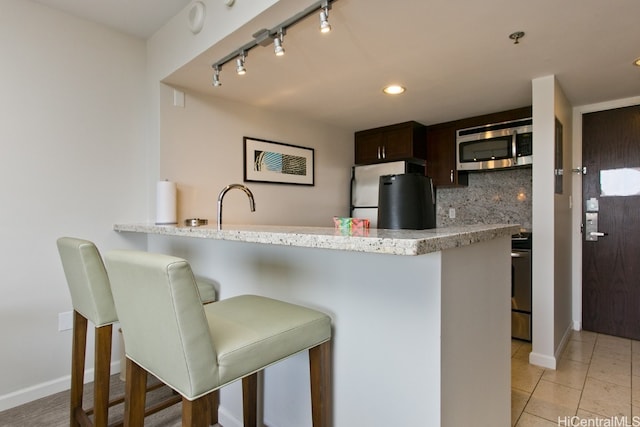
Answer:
[585,212,607,241]
[589,231,608,237]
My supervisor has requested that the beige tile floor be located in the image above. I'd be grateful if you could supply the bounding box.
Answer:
[511,330,640,426]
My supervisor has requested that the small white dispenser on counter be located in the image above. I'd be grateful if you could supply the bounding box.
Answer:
[155,180,177,225]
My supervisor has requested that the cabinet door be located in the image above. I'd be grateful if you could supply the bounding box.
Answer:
[382,126,414,161]
[355,122,426,165]
[355,132,383,164]
[426,125,467,187]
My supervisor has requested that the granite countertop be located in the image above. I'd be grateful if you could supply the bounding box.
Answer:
[114,223,519,256]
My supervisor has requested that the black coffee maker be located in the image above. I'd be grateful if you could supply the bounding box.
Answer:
[377,173,436,230]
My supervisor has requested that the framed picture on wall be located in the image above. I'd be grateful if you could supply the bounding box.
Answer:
[243,137,315,186]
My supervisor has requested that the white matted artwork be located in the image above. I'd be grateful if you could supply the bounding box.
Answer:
[243,137,314,185]
[600,167,640,196]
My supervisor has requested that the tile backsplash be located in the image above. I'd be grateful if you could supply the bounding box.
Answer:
[436,168,532,230]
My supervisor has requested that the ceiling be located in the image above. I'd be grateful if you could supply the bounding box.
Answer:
[33,0,191,39]
[35,0,640,132]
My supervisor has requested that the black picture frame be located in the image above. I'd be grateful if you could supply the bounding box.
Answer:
[243,137,315,186]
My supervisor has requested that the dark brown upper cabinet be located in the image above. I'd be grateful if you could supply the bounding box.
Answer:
[354,121,426,165]
[426,123,468,187]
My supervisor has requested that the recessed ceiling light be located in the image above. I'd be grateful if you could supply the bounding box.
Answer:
[383,85,405,95]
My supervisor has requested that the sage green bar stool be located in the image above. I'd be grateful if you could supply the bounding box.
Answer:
[104,250,333,427]
[56,238,218,427]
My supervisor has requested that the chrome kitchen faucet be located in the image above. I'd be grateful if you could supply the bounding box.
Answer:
[217,184,255,230]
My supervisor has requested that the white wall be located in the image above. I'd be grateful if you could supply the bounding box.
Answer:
[530,75,574,369]
[553,79,574,353]
[159,85,353,226]
[0,0,149,410]
[531,76,556,367]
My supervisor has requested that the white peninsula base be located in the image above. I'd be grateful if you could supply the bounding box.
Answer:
[115,225,513,427]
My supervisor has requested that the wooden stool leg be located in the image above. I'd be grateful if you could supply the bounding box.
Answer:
[209,390,219,425]
[242,373,258,427]
[70,311,88,427]
[93,324,113,427]
[182,396,209,427]
[124,358,147,427]
[310,340,332,427]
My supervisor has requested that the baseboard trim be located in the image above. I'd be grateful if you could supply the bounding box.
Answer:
[218,405,244,427]
[528,323,575,370]
[529,351,556,369]
[0,361,120,412]
[555,323,574,362]
[573,320,582,330]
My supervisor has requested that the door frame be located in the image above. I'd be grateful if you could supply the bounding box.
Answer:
[571,95,640,331]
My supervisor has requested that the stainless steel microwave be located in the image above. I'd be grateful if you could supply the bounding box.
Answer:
[456,118,532,171]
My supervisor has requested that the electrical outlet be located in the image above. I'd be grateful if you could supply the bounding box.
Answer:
[449,208,456,219]
[58,311,73,331]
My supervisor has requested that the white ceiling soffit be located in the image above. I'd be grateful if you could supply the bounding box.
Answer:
[32,0,191,39]
[164,0,640,130]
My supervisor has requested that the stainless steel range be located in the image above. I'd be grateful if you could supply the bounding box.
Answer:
[512,232,532,341]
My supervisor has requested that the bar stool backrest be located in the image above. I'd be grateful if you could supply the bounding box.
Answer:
[57,237,117,327]
[105,250,219,399]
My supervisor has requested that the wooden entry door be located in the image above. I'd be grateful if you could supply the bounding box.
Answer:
[582,104,640,339]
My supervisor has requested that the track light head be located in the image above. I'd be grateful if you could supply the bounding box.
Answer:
[212,66,222,87]
[319,8,331,33]
[274,38,285,56]
[236,53,246,75]
[274,29,285,56]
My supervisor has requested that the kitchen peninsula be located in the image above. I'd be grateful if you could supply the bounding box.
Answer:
[114,223,517,427]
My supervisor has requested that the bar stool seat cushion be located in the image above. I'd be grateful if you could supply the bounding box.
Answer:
[204,295,331,387]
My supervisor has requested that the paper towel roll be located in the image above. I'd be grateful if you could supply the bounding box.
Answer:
[156,180,177,225]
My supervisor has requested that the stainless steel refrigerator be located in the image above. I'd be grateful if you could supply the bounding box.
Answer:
[350,161,424,227]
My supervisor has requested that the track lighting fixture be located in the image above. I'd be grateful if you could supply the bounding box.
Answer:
[319,8,331,33]
[212,66,221,86]
[274,29,285,56]
[210,0,337,87]
[236,52,246,75]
